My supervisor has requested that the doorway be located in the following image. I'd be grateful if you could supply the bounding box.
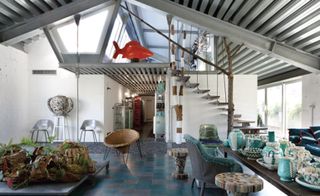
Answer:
[133,96,155,138]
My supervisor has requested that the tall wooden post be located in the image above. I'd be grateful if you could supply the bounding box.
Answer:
[223,38,234,135]
[223,38,243,134]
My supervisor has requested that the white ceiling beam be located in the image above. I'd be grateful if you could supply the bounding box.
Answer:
[1,29,43,46]
[60,62,170,69]
[127,0,320,73]
[126,3,147,46]
[0,0,114,43]
[98,0,121,62]
[43,27,64,63]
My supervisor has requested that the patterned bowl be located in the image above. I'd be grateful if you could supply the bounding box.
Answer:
[299,164,320,186]
[239,148,263,159]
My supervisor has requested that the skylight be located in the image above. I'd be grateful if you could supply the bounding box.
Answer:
[56,9,110,53]
[105,15,131,63]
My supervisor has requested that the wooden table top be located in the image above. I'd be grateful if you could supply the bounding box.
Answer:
[215,172,263,193]
[167,148,188,157]
[221,147,319,196]
[239,127,268,130]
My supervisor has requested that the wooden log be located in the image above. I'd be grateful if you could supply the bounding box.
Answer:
[223,38,234,135]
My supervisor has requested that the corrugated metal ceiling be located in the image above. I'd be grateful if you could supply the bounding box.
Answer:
[61,64,167,95]
[0,0,319,91]
[0,0,73,31]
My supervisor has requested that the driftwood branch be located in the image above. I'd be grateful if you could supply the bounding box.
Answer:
[223,38,234,135]
[121,5,229,75]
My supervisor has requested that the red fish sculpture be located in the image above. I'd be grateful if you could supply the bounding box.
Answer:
[113,41,153,60]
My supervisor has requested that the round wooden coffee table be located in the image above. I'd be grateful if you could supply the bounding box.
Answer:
[168,148,188,179]
[215,172,263,196]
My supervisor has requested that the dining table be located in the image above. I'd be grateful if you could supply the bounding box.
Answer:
[220,147,319,196]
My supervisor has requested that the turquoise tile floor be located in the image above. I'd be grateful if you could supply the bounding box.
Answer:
[70,150,285,196]
[70,153,227,196]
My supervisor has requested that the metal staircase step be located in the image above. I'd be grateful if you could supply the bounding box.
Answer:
[185,82,199,88]
[201,94,220,100]
[234,119,255,126]
[193,89,210,94]
[234,114,242,119]
[176,76,190,83]
[210,101,228,106]
[171,69,181,76]
[217,108,228,111]
[220,113,242,118]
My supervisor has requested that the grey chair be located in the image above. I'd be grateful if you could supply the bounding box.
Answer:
[80,120,98,142]
[184,134,243,196]
[31,119,54,143]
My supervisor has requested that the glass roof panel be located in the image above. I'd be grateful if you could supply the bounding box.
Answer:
[105,15,131,63]
[57,9,110,53]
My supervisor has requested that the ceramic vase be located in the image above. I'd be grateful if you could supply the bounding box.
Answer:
[278,157,297,181]
[228,129,245,151]
[246,135,265,149]
[262,142,280,165]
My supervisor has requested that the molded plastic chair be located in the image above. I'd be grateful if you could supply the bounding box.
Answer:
[30,119,54,143]
[184,134,243,196]
[80,120,98,143]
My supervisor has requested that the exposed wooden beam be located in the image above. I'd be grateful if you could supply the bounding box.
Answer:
[0,0,114,43]
[127,0,320,73]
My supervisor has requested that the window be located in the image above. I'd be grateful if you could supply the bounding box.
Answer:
[285,82,302,130]
[257,81,302,138]
[267,85,282,136]
[257,89,266,126]
[105,15,131,63]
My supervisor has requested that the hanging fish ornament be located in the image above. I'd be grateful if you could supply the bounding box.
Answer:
[113,41,153,60]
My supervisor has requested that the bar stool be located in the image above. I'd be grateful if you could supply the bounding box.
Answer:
[80,120,98,143]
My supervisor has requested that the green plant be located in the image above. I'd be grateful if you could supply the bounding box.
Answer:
[19,138,38,147]
[0,139,21,157]
[48,135,56,143]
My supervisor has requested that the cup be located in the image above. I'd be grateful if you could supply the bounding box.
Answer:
[268,131,275,142]
[277,157,297,181]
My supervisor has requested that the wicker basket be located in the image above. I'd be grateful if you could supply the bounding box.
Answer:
[104,129,140,154]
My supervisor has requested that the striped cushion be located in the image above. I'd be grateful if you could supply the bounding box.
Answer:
[289,135,301,145]
[305,144,320,157]
[310,126,320,143]
[288,128,310,136]
[301,131,317,145]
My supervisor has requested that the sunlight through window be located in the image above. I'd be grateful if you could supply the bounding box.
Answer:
[57,10,109,53]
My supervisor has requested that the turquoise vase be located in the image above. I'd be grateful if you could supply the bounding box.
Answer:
[228,129,245,151]
[278,157,297,181]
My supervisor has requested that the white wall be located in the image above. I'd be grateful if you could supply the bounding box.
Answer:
[0,37,129,143]
[104,75,129,134]
[167,74,257,142]
[0,45,28,143]
[302,73,320,126]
